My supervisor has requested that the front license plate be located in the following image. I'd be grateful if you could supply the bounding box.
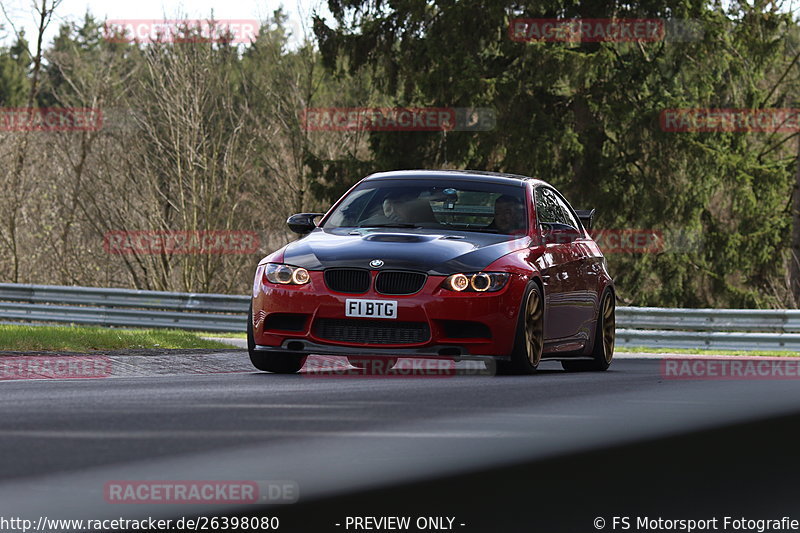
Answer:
[345,299,398,319]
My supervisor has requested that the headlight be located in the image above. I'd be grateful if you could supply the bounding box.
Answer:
[445,273,470,291]
[442,272,509,292]
[470,273,491,292]
[264,263,310,285]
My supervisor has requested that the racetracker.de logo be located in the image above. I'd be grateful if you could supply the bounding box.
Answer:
[104,480,298,504]
[103,230,260,255]
[589,229,663,254]
[302,107,457,132]
[0,356,112,380]
[302,356,496,378]
[547,228,702,254]
[103,19,259,44]
[509,18,664,42]
[0,108,103,132]
[662,358,800,380]
[660,108,800,132]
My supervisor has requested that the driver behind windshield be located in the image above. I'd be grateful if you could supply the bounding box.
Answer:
[488,194,525,233]
[382,191,419,223]
[380,191,437,225]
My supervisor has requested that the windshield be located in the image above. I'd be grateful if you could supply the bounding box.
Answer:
[323,179,528,235]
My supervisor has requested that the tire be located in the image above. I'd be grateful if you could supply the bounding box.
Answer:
[247,305,307,374]
[562,288,615,372]
[347,356,397,374]
[496,282,544,375]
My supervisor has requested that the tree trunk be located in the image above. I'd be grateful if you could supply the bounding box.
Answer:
[791,137,800,307]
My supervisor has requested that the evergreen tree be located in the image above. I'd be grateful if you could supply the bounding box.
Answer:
[315,0,799,307]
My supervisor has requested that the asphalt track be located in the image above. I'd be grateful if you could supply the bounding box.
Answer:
[1,352,800,532]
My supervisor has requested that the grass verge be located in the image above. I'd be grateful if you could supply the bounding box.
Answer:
[0,325,233,352]
[199,331,247,339]
[5,323,788,356]
[616,345,798,357]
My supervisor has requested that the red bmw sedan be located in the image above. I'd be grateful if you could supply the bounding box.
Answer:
[248,170,615,374]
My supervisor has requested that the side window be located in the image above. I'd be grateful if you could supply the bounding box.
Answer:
[326,188,376,227]
[534,187,567,227]
[552,192,580,230]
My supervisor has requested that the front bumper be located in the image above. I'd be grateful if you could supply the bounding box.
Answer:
[251,268,526,358]
[252,340,510,362]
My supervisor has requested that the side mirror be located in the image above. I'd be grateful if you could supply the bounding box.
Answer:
[287,213,323,235]
[575,209,595,230]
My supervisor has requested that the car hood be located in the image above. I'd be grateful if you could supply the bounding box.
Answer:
[281,228,529,275]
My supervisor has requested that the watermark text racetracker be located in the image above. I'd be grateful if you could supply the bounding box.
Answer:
[597,515,800,532]
[0,108,102,132]
[301,107,496,132]
[510,18,664,42]
[0,356,111,380]
[303,357,493,378]
[103,19,259,44]
[509,18,704,43]
[661,108,800,132]
[104,480,297,504]
[661,358,800,380]
[545,228,704,254]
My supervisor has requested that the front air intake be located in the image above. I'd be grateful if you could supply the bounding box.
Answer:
[313,319,430,344]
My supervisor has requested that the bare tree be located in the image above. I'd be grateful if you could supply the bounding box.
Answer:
[0,0,61,282]
[109,30,262,292]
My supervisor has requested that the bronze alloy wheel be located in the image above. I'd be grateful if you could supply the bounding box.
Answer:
[496,283,545,375]
[561,288,615,372]
[525,288,544,367]
[601,291,616,364]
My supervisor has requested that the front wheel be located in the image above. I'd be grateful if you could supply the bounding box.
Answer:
[497,282,544,375]
[247,305,307,374]
[562,288,615,372]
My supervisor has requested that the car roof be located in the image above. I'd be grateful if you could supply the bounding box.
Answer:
[363,169,550,187]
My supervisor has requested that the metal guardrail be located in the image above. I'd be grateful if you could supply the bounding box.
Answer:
[616,307,800,334]
[615,307,800,351]
[0,283,797,351]
[616,329,800,352]
[0,283,248,333]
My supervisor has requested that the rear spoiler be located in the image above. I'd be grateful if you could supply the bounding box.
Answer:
[575,209,595,230]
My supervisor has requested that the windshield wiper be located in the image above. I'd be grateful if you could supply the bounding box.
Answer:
[358,223,421,228]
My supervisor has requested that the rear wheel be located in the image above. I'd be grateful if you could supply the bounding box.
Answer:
[247,305,307,374]
[562,288,615,372]
[497,282,544,375]
[347,356,397,374]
